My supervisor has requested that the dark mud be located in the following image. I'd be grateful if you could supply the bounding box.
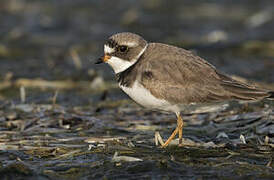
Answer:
[0,0,273,179]
[0,100,273,179]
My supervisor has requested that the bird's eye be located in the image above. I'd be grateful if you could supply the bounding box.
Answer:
[118,45,128,53]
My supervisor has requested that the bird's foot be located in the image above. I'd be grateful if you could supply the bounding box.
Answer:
[154,131,165,146]
[154,127,179,148]
[154,114,184,148]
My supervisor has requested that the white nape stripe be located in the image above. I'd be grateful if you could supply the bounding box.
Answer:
[104,45,115,54]
[120,81,180,113]
[106,44,148,74]
[135,44,147,61]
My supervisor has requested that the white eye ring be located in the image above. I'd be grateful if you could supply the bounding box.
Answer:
[118,46,128,53]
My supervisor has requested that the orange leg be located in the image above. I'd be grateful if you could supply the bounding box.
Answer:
[161,113,184,148]
[177,114,184,146]
[161,126,179,148]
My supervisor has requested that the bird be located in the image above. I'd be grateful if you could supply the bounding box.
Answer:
[95,32,274,148]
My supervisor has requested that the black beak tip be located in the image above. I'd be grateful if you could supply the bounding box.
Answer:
[95,58,103,64]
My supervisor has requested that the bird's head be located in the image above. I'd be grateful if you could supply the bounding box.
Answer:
[96,32,147,73]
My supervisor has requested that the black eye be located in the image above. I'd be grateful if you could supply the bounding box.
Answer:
[118,45,128,53]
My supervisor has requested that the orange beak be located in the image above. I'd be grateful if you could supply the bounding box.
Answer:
[95,54,111,64]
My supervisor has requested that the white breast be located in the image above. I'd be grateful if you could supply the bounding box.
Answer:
[119,81,180,113]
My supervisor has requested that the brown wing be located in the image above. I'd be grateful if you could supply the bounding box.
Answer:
[138,43,271,105]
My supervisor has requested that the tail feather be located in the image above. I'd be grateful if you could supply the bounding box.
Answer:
[223,82,270,100]
[217,71,273,101]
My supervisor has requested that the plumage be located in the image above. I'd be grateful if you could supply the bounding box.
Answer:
[140,43,272,103]
[116,42,272,106]
[97,32,273,147]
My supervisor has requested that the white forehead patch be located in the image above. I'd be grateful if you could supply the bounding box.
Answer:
[104,45,115,54]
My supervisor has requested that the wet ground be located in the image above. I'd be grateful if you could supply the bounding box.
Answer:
[0,0,273,179]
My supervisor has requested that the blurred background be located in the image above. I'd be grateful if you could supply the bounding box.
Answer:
[0,1,274,179]
[0,0,274,105]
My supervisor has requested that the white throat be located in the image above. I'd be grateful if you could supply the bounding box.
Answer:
[105,45,147,74]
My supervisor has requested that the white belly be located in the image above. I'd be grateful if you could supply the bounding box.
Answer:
[119,81,180,113]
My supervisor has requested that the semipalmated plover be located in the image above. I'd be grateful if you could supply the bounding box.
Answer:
[96,32,274,148]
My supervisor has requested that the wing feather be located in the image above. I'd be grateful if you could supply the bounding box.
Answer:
[138,43,271,104]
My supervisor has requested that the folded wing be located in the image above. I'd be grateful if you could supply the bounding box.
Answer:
[139,43,272,105]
